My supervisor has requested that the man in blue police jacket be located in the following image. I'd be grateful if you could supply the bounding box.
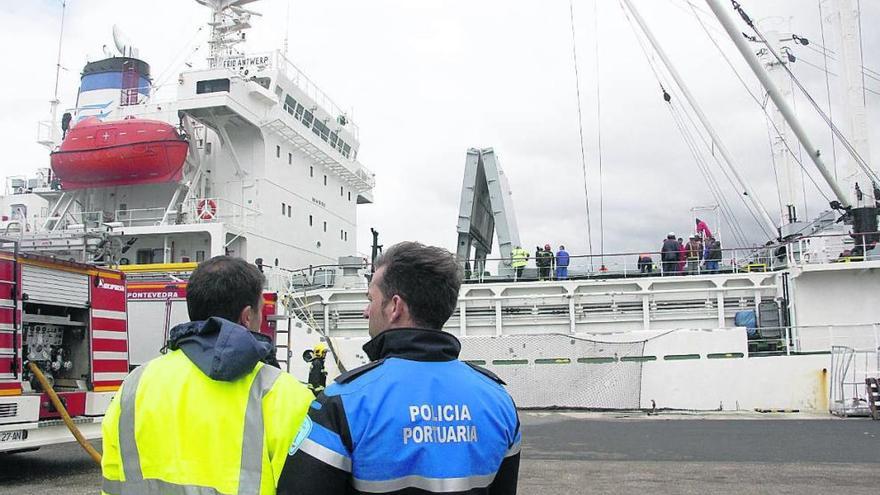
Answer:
[278,241,521,494]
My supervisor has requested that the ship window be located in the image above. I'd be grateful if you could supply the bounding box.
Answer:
[136,249,152,264]
[285,95,297,114]
[251,76,271,90]
[276,145,281,158]
[196,78,230,94]
[196,250,206,262]
[287,205,292,217]
[323,221,327,232]
[310,166,314,177]
[302,109,314,128]
[294,103,304,120]
[348,191,351,201]
[342,143,351,158]
[345,231,348,241]
[329,132,338,148]
[324,175,327,186]
[309,215,313,226]
[288,152,292,165]
[340,186,344,196]
[281,202,286,215]
[206,142,212,154]
[340,229,344,240]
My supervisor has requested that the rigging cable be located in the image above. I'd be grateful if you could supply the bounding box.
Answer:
[622,1,773,240]
[731,0,880,186]
[593,0,605,264]
[618,0,754,244]
[857,0,867,106]
[568,0,595,267]
[819,0,840,182]
[687,0,834,206]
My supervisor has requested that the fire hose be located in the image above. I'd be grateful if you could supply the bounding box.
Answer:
[26,362,102,466]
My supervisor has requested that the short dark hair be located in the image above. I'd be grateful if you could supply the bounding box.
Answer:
[373,242,462,330]
[187,256,265,322]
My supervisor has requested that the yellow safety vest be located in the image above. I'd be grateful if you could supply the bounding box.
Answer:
[511,248,528,268]
[101,350,313,495]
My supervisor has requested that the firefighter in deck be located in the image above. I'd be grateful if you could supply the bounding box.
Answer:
[101,257,314,495]
[278,242,521,494]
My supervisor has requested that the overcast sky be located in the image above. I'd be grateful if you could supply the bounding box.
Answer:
[1,0,878,268]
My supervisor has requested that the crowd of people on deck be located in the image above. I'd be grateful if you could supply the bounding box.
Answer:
[510,244,570,281]
[507,219,724,281]
[651,218,722,275]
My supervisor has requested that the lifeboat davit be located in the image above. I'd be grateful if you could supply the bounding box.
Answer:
[50,117,189,190]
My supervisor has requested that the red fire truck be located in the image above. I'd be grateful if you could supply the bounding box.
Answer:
[0,250,128,453]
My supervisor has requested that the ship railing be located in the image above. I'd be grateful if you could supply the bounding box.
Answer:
[181,198,261,229]
[27,210,114,232]
[787,230,880,266]
[458,246,777,283]
[114,207,169,227]
[272,51,359,139]
[745,323,880,358]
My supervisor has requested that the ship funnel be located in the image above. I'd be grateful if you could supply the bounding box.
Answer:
[112,25,139,58]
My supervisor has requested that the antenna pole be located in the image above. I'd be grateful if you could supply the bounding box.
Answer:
[53,1,67,102]
[704,0,851,208]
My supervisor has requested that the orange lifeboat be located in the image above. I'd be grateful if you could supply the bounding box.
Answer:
[50,117,189,190]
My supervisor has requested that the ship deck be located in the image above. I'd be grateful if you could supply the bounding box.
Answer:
[2,411,877,494]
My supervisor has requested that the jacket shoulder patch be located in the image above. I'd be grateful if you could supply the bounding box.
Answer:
[465,361,506,385]
[334,359,386,384]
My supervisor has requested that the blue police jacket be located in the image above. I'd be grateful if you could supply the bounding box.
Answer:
[278,328,522,494]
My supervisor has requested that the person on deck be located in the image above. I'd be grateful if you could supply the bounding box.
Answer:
[555,245,570,280]
[638,254,653,274]
[696,218,713,239]
[536,244,553,281]
[661,233,681,275]
[686,235,703,274]
[705,236,722,273]
[511,245,529,281]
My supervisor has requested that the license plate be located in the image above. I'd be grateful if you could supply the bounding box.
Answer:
[0,429,27,443]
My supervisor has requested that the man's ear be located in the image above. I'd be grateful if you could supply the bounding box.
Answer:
[238,305,254,328]
[388,295,407,324]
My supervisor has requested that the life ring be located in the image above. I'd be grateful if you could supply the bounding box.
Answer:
[197,199,218,220]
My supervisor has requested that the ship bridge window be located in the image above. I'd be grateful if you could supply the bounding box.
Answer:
[313,120,330,141]
[284,95,298,114]
[302,109,314,128]
[342,143,352,159]
[196,78,230,94]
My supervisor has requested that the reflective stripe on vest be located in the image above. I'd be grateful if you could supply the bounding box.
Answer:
[115,363,283,495]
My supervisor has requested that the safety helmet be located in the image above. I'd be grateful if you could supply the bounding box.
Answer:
[314,342,328,357]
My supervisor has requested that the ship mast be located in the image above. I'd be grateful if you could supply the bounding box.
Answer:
[196,0,262,68]
[705,0,879,241]
[704,0,851,208]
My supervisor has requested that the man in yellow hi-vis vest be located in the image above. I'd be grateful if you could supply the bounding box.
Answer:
[101,256,314,495]
[511,245,529,281]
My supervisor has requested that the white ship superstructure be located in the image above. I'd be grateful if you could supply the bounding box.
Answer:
[11,0,373,273]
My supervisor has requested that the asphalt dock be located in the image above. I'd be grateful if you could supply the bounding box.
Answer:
[2,411,878,494]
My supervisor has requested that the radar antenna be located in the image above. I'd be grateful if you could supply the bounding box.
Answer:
[194,0,263,68]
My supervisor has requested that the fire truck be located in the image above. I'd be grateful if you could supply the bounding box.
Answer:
[0,248,128,453]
